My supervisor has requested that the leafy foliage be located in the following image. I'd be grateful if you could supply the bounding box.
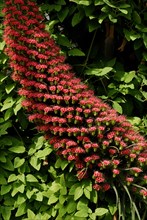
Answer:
[0,0,147,220]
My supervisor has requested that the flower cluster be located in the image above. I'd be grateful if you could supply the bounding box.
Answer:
[3,0,147,199]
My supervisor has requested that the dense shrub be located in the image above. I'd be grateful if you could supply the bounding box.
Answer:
[0,0,147,219]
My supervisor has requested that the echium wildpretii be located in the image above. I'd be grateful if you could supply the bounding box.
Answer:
[3,0,147,199]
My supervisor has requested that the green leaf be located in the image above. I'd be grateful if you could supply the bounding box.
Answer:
[72,10,84,26]
[1,158,14,171]
[35,136,45,148]
[35,192,43,201]
[79,0,91,6]
[84,5,94,16]
[88,19,99,32]
[27,209,36,219]
[108,204,117,215]
[68,48,85,56]
[13,97,23,115]
[91,190,98,204]
[55,158,68,170]
[84,188,91,199]
[55,158,63,168]
[60,175,67,195]
[128,117,141,126]
[54,5,61,11]
[98,14,107,24]
[143,52,147,61]
[69,183,81,195]
[4,108,13,121]
[16,194,26,205]
[85,67,113,77]
[141,91,147,99]
[26,174,38,182]
[2,195,15,207]
[48,194,58,205]
[57,34,72,47]
[29,155,41,171]
[82,179,92,191]
[59,195,66,205]
[89,213,96,220]
[0,74,8,82]
[56,0,66,5]
[95,0,104,6]
[60,186,67,195]
[0,174,7,185]
[0,41,5,50]
[74,186,83,200]
[132,11,141,24]
[95,208,108,216]
[134,39,142,50]
[119,3,130,8]
[35,147,52,159]
[5,83,16,94]
[0,121,12,136]
[103,0,116,8]
[41,213,51,219]
[14,157,25,168]
[1,185,12,195]
[69,0,80,3]
[58,7,69,22]
[119,83,134,91]
[123,71,136,83]
[17,174,25,183]
[130,33,140,41]
[143,33,147,48]
[112,101,122,114]
[26,189,34,199]
[77,198,88,211]
[108,14,117,23]
[118,8,128,14]
[75,210,88,217]
[15,202,26,217]
[1,206,11,220]
[60,174,66,185]
[40,4,51,11]
[124,29,140,41]
[0,151,6,162]
[48,166,57,178]
[11,182,25,197]
[0,137,12,146]
[9,145,25,153]
[106,58,116,67]
[66,200,77,214]
[61,159,69,170]
[1,97,15,111]
[46,20,59,32]
[8,174,17,183]
[50,182,62,193]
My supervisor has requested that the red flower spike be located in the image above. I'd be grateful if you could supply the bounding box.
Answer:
[3,0,147,198]
[103,183,111,191]
[126,177,134,186]
[93,184,102,191]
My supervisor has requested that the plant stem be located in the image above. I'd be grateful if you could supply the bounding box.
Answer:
[81,29,97,74]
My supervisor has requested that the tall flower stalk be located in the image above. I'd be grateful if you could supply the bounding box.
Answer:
[3,0,147,200]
